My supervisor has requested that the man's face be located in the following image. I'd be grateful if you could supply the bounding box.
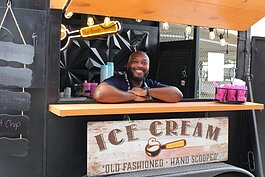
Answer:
[127,53,150,82]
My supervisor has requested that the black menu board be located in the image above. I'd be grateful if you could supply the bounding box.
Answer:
[0,114,29,137]
[0,90,31,112]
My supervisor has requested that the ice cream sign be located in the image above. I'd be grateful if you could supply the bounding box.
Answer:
[87,117,228,176]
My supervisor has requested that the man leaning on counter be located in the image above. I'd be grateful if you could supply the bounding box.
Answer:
[93,51,183,103]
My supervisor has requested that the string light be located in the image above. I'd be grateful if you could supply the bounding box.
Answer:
[60,24,67,40]
[209,28,215,40]
[64,11,73,19]
[87,16,94,26]
[162,22,169,30]
[219,34,226,46]
[104,17,111,27]
[185,25,192,35]
[135,19,142,23]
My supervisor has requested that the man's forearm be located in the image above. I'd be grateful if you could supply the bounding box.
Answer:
[96,91,136,103]
[149,86,183,102]
[93,84,136,103]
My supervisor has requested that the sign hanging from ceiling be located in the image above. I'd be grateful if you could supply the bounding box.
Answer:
[87,117,228,176]
[80,21,121,38]
[60,21,121,51]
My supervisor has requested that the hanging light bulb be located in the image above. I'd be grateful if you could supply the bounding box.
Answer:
[185,25,192,35]
[104,17,111,27]
[162,22,169,30]
[64,11,73,19]
[135,19,142,23]
[209,28,215,40]
[60,24,67,40]
[219,34,226,46]
[87,16,94,26]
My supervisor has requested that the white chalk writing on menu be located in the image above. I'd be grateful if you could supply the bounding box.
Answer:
[0,90,31,112]
[0,114,29,137]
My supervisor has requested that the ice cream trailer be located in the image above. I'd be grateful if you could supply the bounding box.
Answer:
[1,0,265,177]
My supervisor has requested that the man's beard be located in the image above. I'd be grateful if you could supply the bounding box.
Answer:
[127,68,149,82]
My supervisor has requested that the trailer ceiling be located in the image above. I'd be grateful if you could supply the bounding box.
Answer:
[51,0,265,31]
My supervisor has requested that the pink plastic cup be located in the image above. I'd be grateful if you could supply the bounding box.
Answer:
[90,83,98,97]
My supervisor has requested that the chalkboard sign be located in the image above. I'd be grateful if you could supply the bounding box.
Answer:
[0,137,29,157]
[0,41,34,65]
[0,114,29,137]
[0,90,31,112]
[0,66,32,88]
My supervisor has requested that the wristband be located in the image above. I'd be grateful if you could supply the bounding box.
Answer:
[145,87,150,97]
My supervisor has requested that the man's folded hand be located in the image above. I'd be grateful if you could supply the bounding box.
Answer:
[128,87,146,97]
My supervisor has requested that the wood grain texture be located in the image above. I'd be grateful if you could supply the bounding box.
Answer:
[50,0,265,30]
[49,101,264,117]
[50,0,66,9]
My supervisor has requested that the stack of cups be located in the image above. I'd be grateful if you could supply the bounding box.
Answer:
[107,62,114,77]
[100,65,109,83]
[82,81,98,97]
[100,62,114,82]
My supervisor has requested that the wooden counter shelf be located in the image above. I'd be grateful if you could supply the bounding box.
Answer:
[49,101,263,117]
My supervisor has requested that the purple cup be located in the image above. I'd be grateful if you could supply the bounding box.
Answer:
[83,82,91,97]
[90,83,98,97]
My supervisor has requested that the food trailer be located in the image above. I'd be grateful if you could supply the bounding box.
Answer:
[1,0,265,177]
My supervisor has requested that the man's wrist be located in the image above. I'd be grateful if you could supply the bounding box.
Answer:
[145,87,150,97]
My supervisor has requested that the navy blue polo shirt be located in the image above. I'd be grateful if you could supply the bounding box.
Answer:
[104,74,167,91]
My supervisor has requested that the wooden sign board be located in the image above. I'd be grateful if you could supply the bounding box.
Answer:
[0,90,31,112]
[0,41,34,65]
[0,66,32,88]
[0,137,29,157]
[87,117,228,176]
[0,114,29,137]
